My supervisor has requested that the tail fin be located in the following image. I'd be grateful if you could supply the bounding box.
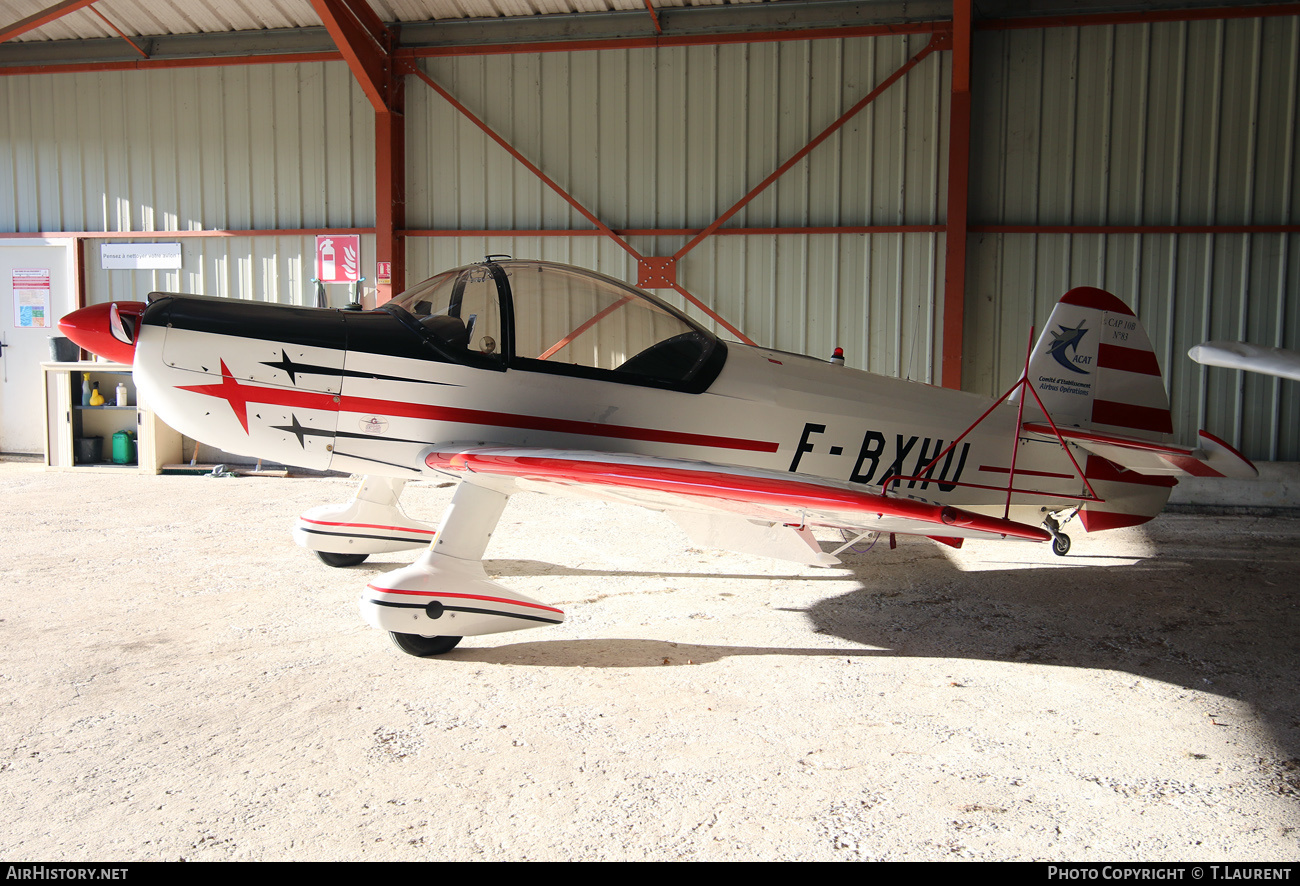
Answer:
[1021,287,1177,531]
[1023,286,1172,442]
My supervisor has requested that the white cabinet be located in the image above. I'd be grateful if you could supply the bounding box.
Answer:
[42,362,183,473]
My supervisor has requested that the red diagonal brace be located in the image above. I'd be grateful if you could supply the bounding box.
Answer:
[0,0,97,44]
[643,1,663,34]
[672,32,945,262]
[406,62,643,263]
[406,64,764,344]
[88,6,149,59]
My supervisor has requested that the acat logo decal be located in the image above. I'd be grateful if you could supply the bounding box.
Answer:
[789,423,970,493]
[359,416,389,435]
[1046,321,1092,374]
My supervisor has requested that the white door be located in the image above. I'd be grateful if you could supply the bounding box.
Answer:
[0,240,77,454]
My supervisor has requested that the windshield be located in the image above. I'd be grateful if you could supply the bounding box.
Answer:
[386,259,723,389]
[387,265,503,359]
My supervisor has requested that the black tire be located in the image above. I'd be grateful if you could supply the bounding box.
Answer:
[316,550,369,568]
[1051,533,1071,557]
[389,632,462,657]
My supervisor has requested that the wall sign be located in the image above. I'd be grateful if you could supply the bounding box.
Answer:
[316,235,360,284]
[100,242,182,270]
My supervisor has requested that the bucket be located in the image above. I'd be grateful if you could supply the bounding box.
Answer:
[111,430,137,465]
[75,436,103,464]
[49,336,80,362]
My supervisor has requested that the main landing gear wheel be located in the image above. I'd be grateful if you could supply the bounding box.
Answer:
[389,632,462,657]
[316,550,369,568]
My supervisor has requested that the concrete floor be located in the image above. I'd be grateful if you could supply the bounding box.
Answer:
[1,460,1297,860]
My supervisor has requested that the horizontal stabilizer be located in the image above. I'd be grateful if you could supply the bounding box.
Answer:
[1022,423,1257,480]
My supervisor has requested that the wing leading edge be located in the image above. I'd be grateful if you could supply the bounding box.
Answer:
[426,447,1052,546]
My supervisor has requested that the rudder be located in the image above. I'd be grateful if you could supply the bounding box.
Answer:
[1024,287,1172,442]
[1023,287,1174,531]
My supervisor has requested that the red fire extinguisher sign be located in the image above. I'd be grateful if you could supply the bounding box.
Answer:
[316,234,361,284]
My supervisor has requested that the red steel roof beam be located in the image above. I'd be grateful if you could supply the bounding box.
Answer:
[310,0,392,113]
[400,21,949,59]
[0,0,98,44]
[979,2,1300,31]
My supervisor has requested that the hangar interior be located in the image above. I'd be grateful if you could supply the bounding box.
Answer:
[2,0,1298,471]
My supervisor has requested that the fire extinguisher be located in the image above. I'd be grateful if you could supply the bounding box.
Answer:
[320,238,336,280]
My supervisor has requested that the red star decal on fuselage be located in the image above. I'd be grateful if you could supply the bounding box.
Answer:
[177,359,257,433]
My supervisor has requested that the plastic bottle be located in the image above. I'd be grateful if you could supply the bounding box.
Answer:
[89,381,105,406]
[115,382,128,407]
[82,373,91,406]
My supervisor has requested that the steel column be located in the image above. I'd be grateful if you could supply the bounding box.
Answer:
[312,0,406,303]
[942,0,973,390]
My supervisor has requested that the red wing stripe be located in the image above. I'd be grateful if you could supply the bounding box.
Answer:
[1090,399,1173,434]
[299,517,436,536]
[365,585,565,615]
[1097,343,1161,376]
[432,452,1052,542]
[1022,422,1189,455]
[1159,454,1223,478]
[1083,455,1177,487]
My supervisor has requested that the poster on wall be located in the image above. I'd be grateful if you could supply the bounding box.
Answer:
[12,268,51,328]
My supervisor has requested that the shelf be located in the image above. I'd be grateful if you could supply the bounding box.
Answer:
[42,361,182,473]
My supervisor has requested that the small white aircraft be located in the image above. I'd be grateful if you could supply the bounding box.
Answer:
[60,258,1257,657]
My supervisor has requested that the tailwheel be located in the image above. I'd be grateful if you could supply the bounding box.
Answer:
[1043,513,1071,557]
[316,550,369,567]
[389,632,462,657]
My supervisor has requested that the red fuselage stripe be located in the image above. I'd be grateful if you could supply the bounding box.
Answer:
[178,371,779,453]
[977,464,1076,480]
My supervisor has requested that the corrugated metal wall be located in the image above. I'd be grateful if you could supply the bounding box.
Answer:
[968,15,1300,459]
[0,62,373,305]
[3,15,1299,460]
[406,33,949,380]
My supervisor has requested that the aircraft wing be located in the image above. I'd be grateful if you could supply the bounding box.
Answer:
[426,447,1052,548]
[1189,340,1300,382]
[1021,423,1258,479]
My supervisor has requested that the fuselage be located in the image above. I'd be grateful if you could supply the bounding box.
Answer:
[125,293,1115,528]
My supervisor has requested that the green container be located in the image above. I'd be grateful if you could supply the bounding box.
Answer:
[111,429,136,465]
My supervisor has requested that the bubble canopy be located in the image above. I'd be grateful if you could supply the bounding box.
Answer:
[381,259,728,393]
